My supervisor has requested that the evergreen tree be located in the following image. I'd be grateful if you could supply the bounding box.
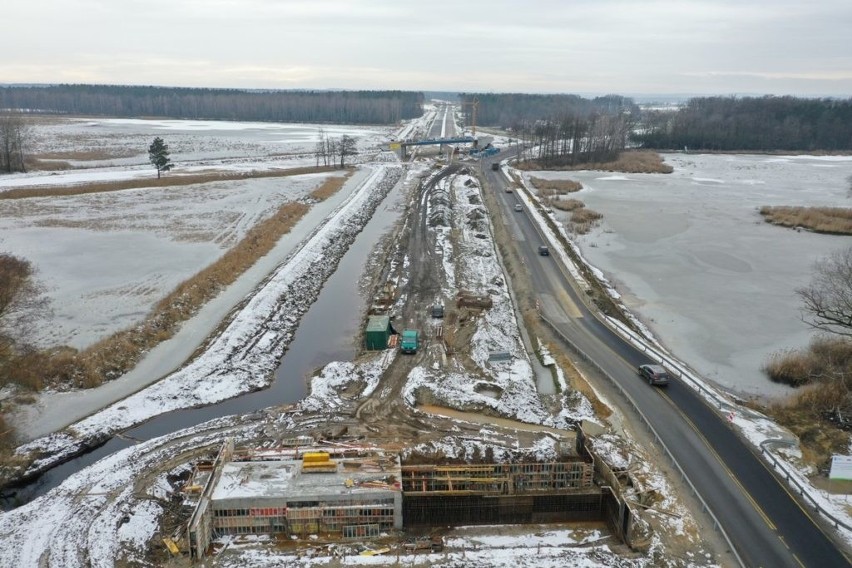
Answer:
[148,137,172,179]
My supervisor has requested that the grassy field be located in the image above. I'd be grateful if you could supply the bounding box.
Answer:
[759,206,852,235]
[0,165,339,200]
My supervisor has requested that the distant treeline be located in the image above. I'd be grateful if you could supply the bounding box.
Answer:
[461,93,640,166]
[0,84,424,124]
[459,92,640,129]
[635,96,852,151]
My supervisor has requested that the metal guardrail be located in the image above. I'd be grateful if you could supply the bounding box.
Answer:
[604,316,852,535]
[604,317,727,409]
[494,162,851,555]
[538,312,746,568]
[759,439,852,533]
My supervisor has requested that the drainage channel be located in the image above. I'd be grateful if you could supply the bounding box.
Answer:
[2,177,409,509]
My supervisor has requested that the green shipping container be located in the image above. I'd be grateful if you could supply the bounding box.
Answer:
[365,315,391,350]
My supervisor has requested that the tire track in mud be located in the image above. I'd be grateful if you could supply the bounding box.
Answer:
[355,165,466,437]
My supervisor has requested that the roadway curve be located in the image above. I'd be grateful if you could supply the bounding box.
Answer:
[482,158,851,568]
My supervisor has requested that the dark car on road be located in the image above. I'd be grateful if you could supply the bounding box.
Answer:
[638,364,670,387]
[538,245,550,256]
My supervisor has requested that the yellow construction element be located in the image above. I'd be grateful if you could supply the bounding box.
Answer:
[302,452,338,472]
[162,537,180,555]
[303,452,331,463]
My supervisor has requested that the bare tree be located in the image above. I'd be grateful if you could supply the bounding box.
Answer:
[0,253,47,378]
[339,135,357,168]
[315,127,327,166]
[798,247,852,337]
[326,133,338,167]
[0,113,30,173]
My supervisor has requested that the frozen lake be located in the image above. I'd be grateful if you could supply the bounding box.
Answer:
[543,153,852,398]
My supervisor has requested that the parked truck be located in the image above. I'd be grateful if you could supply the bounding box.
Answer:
[400,330,419,354]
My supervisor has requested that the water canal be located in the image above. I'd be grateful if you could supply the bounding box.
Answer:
[4,171,411,507]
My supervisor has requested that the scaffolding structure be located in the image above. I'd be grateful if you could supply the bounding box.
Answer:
[200,445,403,543]
[400,461,593,495]
[401,460,600,527]
[187,442,610,558]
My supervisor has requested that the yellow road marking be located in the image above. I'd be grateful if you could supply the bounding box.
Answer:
[657,390,777,531]
[660,391,852,566]
[556,287,583,319]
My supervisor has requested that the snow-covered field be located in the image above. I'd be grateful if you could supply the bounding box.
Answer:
[213,525,655,567]
[0,173,346,349]
[6,110,849,565]
[0,117,396,350]
[12,164,404,479]
[22,117,389,170]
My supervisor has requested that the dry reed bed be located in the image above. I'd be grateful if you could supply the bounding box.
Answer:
[25,159,73,171]
[538,190,602,234]
[529,177,583,193]
[0,165,339,200]
[763,336,852,467]
[569,207,603,235]
[763,335,852,387]
[35,149,140,161]
[759,206,852,235]
[14,170,352,390]
[551,198,585,212]
[518,150,673,174]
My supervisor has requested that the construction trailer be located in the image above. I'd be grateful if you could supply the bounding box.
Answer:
[365,315,393,350]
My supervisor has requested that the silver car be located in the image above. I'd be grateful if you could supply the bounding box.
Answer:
[638,364,670,387]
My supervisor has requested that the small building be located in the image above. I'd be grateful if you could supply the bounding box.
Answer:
[203,447,402,542]
[365,315,392,350]
[187,442,403,558]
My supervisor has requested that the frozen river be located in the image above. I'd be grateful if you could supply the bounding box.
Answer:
[547,153,852,399]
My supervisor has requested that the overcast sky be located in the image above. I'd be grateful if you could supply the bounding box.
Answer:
[4,0,850,97]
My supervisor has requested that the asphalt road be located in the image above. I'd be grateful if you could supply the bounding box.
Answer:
[482,158,851,568]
